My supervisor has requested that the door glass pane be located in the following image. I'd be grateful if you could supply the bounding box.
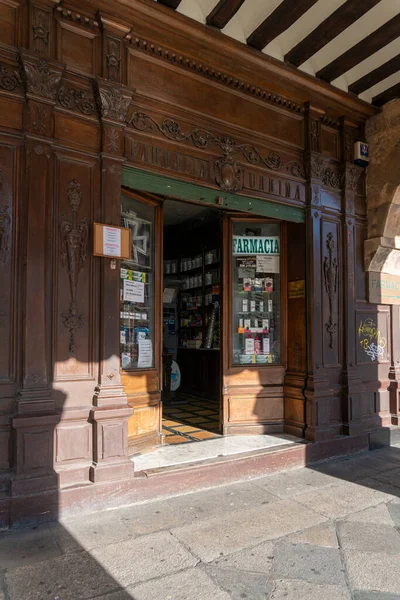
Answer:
[232,222,281,366]
[120,194,155,370]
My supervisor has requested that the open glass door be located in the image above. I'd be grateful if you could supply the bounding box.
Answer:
[119,189,163,454]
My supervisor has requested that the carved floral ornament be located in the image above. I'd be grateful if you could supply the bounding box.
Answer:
[57,85,96,115]
[18,54,63,101]
[0,63,21,93]
[323,232,338,349]
[60,180,88,355]
[95,83,132,123]
[129,112,304,193]
[0,170,11,264]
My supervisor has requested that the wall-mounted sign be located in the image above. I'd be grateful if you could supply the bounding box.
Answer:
[288,280,305,299]
[232,236,280,255]
[93,223,131,259]
[368,272,400,305]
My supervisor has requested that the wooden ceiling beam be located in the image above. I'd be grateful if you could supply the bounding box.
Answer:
[317,14,400,82]
[372,81,400,107]
[157,0,182,9]
[206,0,246,29]
[285,0,381,68]
[349,54,400,96]
[247,0,319,51]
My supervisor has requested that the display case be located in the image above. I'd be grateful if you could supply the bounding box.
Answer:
[120,194,155,370]
[232,222,281,366]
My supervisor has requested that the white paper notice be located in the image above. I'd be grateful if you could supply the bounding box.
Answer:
[163,287,176,303]
[103,226,121,257]
[138,339,153,368]
[263,337,270,354]
[123,279,145,303]
[256,255,279,273]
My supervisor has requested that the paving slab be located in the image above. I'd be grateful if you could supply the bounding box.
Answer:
[171,498,326,562]
[285,522,338,548]
[354,592,400,600]
[367,467,400,488]
[205,566,272,600]
[48,510,137,553]
[0,525,62,569]
[387,501,400,527]
[345,550,400,594]
[270,579,351,600]
[209,541,274,574]
[342,503,394,526]
[271,540,346,586]
[252,468,335,499]
[127,568,232,600]
[5,551,123,600]
[294,481,391,518]
[337,521,400,555]
[115,481,277,537]
[91,531,198,589]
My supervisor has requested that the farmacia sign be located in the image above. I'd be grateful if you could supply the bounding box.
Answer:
[232,236,280,255]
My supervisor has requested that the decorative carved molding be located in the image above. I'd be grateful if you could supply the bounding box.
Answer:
[322,169,340,189]
[19,53,64,101]
[56,6,100,30]
[0,170,11,264]
[95,80,132,124]
[310,119,321,153]
[323,232,338,349]
[60,180,88,354]
[106,127,120,153]
[0,63,21,92]
[305,152,341,188]
[128,33,303,115]
[106,37,121,82]
[32,8,50,56]
[340,163,363,191]
[320,114,340,129]
[57,85,96,115]
[129,112,305,183]
[31,103,48,135]
[214,153,242,193]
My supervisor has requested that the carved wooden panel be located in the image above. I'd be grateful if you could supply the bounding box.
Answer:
[0,0,20,47]
[321,220,341,366]
[30,3,52,56]
[0,141,19,387]
[227,395,284,423]
[127,53,303,147]
[53,153,100,380]
[127,404,160,438]
[0,426,10,469]
[321,126,340,160]
[54,113,100,151]
[56,20,101,76]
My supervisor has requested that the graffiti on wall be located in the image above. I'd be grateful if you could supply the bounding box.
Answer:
[358,318,386,362]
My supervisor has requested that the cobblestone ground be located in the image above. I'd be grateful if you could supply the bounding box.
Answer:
[2,446,400,599]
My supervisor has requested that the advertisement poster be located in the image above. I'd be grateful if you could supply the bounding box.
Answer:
[138,339,153,368]
[123,279,145,303]
[103,226,121,257]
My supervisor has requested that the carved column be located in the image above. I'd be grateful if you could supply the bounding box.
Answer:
[339,120,367,434]
[303,104,338,441]
[12,51,64,495]
[89,78,134,483]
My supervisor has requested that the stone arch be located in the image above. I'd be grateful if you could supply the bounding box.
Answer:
[365,100,400,278]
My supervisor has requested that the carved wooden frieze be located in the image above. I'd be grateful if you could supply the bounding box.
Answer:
[55,6,100,30]
[129,111,304,194]
[324,232,338,349]
[57,84,96,116]
[0,63,22,94]
[305,152,341,189]
[60,180,88,355]
[19,52,64,102]
[340,163,363,191]
[94,79,133,124]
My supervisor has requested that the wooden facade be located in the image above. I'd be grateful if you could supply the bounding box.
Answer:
[0,0,396,527]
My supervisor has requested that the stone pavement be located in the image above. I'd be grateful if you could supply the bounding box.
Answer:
[2,446,400,599]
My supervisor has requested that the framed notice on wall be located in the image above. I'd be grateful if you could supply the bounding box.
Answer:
[93,223,131,259]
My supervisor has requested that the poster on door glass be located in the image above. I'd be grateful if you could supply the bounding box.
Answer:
[232,222,281,366]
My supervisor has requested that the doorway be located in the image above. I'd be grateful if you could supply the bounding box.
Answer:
[162,198,223,445]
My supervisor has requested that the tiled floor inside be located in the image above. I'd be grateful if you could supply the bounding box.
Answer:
[162,395,221,444]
